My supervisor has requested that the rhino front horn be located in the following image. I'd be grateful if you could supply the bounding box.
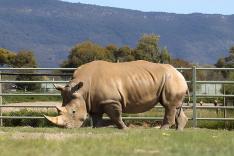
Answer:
[44,115,66,127]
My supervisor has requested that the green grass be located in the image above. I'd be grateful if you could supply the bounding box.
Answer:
[0,127,234,156]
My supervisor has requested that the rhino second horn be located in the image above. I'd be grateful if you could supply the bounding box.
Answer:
[53,84,65,91]
[56,106,67,114]
[44,115,65,127]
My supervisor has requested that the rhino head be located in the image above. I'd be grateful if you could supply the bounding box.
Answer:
[44,82,88,128]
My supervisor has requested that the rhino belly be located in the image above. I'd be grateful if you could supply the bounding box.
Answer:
[123,98,158,114]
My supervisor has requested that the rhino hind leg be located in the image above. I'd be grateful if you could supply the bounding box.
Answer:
[160,90,188,130]
[103,102,127,129]
[175,108,188,131]
[160,106,177,130]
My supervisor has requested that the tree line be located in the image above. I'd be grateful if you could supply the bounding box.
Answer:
[61,34,171,68]
[0,34,192,69]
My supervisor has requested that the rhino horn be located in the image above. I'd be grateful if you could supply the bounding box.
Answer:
[44,115,66,127]
[53,84,65,91]
[56,106,67,114]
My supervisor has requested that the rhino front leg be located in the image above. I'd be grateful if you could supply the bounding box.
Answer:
[103,102,127,129]
[161,106,176,130]
[175,108,188,131]
[92,114,113,128]
[92,114,104,128]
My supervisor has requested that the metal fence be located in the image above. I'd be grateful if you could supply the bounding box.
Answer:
[1,66,234,127]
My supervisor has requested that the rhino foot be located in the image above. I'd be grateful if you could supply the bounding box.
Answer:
[160,124,170,130]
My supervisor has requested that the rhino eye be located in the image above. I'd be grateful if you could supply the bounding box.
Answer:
[72,110,76,114]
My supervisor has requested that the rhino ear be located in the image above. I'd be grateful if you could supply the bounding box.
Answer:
[71,82,84,93]
[53,84,65,91]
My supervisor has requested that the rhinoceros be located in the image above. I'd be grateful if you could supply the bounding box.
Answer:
[45,60,188,130]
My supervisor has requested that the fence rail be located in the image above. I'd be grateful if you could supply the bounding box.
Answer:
[1,66,234,127]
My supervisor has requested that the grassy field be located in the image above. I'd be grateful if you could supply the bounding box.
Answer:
[0,127,234,156]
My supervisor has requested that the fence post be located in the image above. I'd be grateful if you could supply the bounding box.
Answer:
[0,71,2,126]
[192,66,197,127]
[223,85,227,118]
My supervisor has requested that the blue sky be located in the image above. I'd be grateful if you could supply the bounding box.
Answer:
[61,0,234,15]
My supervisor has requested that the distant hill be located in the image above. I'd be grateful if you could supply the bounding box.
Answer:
[0,0,234,67]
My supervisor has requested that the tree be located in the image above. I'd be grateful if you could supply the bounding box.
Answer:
[171,58,191,68]
[0,49,39,91]
[171,58,193,81]
[215,45,234,68]
[134,34,161,62]
[0,48,16,66]
[160,47,171,64]
[214,45,234,78]
[13,50,37,68]
[62,41,114,68]
[105,44,119,62]
[114,46,135,62]
[106,44,118,55]
[214,45,234,101]
[229,46,234,55]
[13,50,39,91]
[215,58,225,68]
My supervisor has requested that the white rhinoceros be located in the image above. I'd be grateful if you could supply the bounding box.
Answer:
[45,60,188,130]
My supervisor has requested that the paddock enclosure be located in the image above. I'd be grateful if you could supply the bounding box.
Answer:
[1,67,234,128]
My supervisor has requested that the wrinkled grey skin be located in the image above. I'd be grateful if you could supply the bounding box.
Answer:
[45,60,188,130]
